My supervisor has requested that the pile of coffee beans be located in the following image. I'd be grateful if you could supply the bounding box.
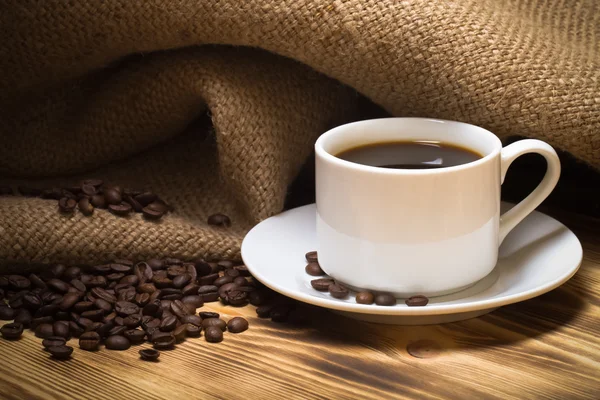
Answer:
[0,258,260,361]
[305,251,429,307]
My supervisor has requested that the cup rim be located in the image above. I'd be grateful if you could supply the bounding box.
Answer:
[315,117,502,175]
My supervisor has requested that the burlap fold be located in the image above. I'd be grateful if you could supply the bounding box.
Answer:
[0,0,598,265]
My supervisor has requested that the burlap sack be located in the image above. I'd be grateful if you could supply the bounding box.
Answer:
[0,0,598,265]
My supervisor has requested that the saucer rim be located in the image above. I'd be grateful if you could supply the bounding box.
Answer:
[241,203,583,316]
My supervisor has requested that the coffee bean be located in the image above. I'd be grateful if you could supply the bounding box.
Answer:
[138,283,157,294]
[118,288,136,302]
[47,279,70,293]
[105,335,131,351]
[198,273,219,286]
[152,276,172,289]
[270,305,291,322]
[305,262,324,276]
[142,206,165,220]
[202,318,226,332]
[181,315,203,326]
[207,213,231,227]
[9,275,31,290]
[152,333,175,350]
[134,262,153,284]
[173,324,187,343]
[28,274,47,289]
[42,336,66,349]
[69,321,85,337]
[181,295,203,309]
[194,260,213,277]
[185,324,201,337]
[233,277,248,287]
[103,188,122,205]
[58,197,77,213]
[204,326,223,343]
[224,290,248,306]
[139,349,160,361]
[224,269,240,279]
[123,314,142,329]
[115,301,140,316]
[142,318,161,332]
[78,197,94,216]
[53,321,71,339]
[14,309,32,328]
[248,290,270,306]
[59,293,80,310]
[124,329,146,344]
[218,282,239,300]
[96,322,114,338]
[73,301,94,313]
[31,316,55,330]
[170,300,189,319]
[145,201,168,214]
[305,251,318,263]
[109,202,132,216]
[311,278,334,291]
[159,315,177,332]
[182,283,200,297]
[124,195,144,212]
[81,184,97,197]
[233,265,251,277]
[90,194,107,209]
[107,272,125,281]
[47,345,73,359]
[79,331,101,351]
[35,323,55,338]
[147,259,165,271]
[227,317,248,333]
[70,279,86,292]
[375,293,397,306]
[328,283,349,299]
[1,323,24,340]
[22,293,42,310]
[355,291,375,305]
[135,293,150,307]
[172,274,191,289]
[54,311,71,321]
[199,311,219,319]
[405,295,429,307]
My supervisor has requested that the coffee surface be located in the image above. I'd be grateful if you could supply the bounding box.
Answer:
[336,141,482,169]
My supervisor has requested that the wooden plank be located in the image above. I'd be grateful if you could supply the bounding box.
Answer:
[1,213,599,400]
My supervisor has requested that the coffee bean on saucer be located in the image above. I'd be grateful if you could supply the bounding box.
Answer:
[1,323,24,340]
[204,326,223,343]
[207,213,231,227]
[47,345,73,359]
[375,293,396,306]
[139,349,160,361]
[328,283,349,299]
[311,278,334,291]
[227,317,248,333]
[305,251,318,263]
[405,295,429,307]
[355,291,375,305]
[305,262,324,276]
[79,332,101,351]
[42,336,66,349]
[105,335,131,350]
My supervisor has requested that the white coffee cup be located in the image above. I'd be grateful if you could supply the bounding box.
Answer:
[315,118,560,297]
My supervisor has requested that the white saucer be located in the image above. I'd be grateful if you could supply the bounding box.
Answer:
[241,203,582,325]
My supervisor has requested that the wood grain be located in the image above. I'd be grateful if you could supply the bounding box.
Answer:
[1,211,599,400]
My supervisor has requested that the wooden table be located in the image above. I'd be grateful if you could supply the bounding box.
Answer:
[1,210,599,400]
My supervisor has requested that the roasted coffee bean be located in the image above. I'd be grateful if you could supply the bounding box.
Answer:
[118,275,138,287]
[109,202,132,216]
[139,349,160,361]
[122,314,142,329]
[47,279,70,293]
[138,283,157,294]
[173,324,187,343]
[35,323,55,338]
[14,309,32,328]
[77,317,94,329]
[166,265,186,279]
[8,292,25,309]
[248,290,270,306]
[9,275,31,290]
[305,251,318,263]
[194,260,213,277]
[182,283,200,297]
[356,291,375,305]
[172,274,191,289]
[118,288,136,302]
[115,301,140,316]
[81,184,97,196]
[103,188,122,205]
[69,321,85,337]
[134,192,157,206]
[142,318,161,331]
[147,259,164,271]
[375,293,397,306]
[152,276,172,289]
[109,264,131,274]
[197,273,218,286]
[53,321,71,339]
[80,309,104,322]
[31,316,55,329]
[108,326,127,337]
[107,273,125,281]
[185,324,201,337]
[207,213,231,227]
[199,311,219,319]
[214,276,234,289]
[160,288,182,298]
[105,335,131,351]
[170,300,189,319]
[42,336,66,349]
[54,311,71,321]
[224,290,248,306]
[270,306,292,322]
[233,277,248,287]
[78,197,94,216]
[305,262,325,276]
[328,283,349,299]
[103,311,117,323]
[234,265,251,277]
[311,278,334,291]
[145,201,169,214]
[142,300,161,317]
[215,261,233,271]
[405,295,429,307]
[93,299,112,314]
[204,326,223,343]
[160,300,172,311]
[70,279,86,292]
[181,295,203,309]
[29,274,47,289]
[159,315,177,332]
[81,179,103,188]
[47,345,73,359]
[1,323,24,340]
[90,194,107,209]
[36,304,60,318]
[134,262,153,284]
[59,293,81,310]
[201,318,226,332]
[181,315,203,326]
[153,334,175,350]
[58,197,77,213]
[113,316,125,326]
[135,293,150,307]
[124,329,146,344]
[124,195,144,212]
[23,293,43,310]
[224,268,240,279]
[63,267,82,281]
[86,322,103,332]
[73,301,94,313]
[227,317,249,333]
[96,322,114,338]
[141,206,164,220]
[79,331,101,351]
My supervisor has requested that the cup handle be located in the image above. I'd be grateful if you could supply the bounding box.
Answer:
[499,139,561,246]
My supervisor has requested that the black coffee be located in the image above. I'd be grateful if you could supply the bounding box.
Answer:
[336,140,482,169]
